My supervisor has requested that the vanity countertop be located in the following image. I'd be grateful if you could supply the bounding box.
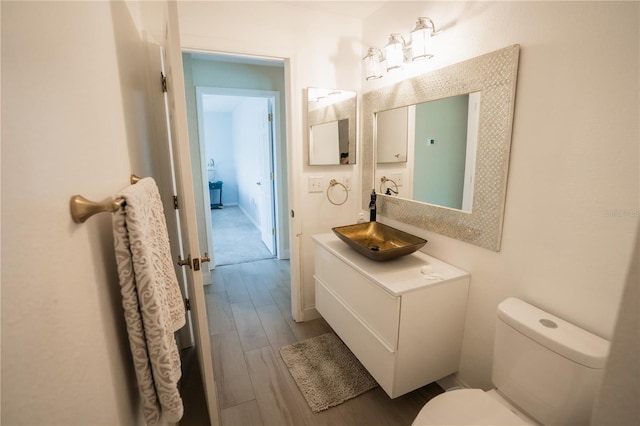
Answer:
[313,233,470,297]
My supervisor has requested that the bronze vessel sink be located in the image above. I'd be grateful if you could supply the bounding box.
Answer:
[332,222,427,261]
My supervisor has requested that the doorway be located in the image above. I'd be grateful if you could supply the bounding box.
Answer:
[181,51,290,271]
[180,52,298,423]
[195,90,278,267]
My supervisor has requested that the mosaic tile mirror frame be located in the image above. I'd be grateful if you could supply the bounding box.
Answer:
[361,45,520,251]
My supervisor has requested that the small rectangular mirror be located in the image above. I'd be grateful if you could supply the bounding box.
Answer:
[307,87,356,165]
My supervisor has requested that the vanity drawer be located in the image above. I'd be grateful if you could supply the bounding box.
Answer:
[315,245,400,350]
[315,277,396,394]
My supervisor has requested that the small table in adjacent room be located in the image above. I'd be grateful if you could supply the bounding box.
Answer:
[209,181,223,209]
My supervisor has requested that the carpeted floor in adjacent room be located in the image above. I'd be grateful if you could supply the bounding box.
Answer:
[211,205,274,266]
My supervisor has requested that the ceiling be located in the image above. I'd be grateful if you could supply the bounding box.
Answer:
[278,1,385,19]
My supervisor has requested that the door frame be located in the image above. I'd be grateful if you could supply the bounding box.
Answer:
[182,48,303,322]
[194,87,282,266]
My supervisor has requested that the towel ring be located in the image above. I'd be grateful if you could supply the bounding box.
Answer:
[380,176,399,196]
[327,179,348,206]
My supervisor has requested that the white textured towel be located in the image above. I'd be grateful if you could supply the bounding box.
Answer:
[112,177,186,425]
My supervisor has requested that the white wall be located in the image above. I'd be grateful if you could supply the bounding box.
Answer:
[177,1,364,319]
[363,1,639,388]
[205,111,239,205]
[1,1,169,424]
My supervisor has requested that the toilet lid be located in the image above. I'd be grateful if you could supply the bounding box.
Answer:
[412,389,530,425]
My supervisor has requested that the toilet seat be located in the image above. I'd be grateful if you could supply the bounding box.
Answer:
[412,389,531,425]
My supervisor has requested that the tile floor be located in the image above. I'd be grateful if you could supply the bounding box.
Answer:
[180,258,443,425]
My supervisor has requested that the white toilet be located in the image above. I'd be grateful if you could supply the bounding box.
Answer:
[413,298,610,425]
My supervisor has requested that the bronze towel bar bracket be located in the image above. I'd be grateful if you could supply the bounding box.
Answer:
[70,174,142,223]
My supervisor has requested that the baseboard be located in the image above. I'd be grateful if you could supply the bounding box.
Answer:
[303,305,321,321]
[278,248,290,259]
[436,373,468,391]
[238,205,261,229]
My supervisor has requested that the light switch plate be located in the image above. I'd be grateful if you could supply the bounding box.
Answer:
[309,176,323,193]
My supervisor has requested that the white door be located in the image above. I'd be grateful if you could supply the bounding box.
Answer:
[258,99,276,254]
[161,2,218,425]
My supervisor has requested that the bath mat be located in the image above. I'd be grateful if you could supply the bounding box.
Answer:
[279,332,379,412]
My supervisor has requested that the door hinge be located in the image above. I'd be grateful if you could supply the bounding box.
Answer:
[173,195,179,209]
[270,172,274,180]
[178,254,192,269]
[272,228,276,235]
[291,209,295,218]
[268,113,273,122]
[185,298,191,311]
[161,72,168,93]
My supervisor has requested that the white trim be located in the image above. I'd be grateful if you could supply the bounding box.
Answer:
[303,305,321,321]
[194,87,216,279]
[283,56,304,323]
[436,373,470,391]
[182,47,303,324]
[462,92,480,212]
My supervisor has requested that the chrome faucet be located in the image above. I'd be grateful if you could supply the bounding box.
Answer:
[369,189,377,222]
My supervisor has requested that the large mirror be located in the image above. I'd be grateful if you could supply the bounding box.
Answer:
[307,87,356,165]
[362,45,520,251]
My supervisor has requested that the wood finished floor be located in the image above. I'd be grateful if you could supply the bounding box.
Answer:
[182,258,444,426]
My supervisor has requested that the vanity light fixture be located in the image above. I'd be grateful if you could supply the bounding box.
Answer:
[308,88,344,103]
[410,17,439,60]
[384,34,406,71]
[363,47,384,80]
[363,16,441,80]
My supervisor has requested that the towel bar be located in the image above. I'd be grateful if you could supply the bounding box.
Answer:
[70,174,142,223]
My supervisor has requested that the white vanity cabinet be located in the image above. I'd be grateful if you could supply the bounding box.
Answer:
[312,233,470,398]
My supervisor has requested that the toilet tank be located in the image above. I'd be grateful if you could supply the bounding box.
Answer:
[492,298,610,426]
